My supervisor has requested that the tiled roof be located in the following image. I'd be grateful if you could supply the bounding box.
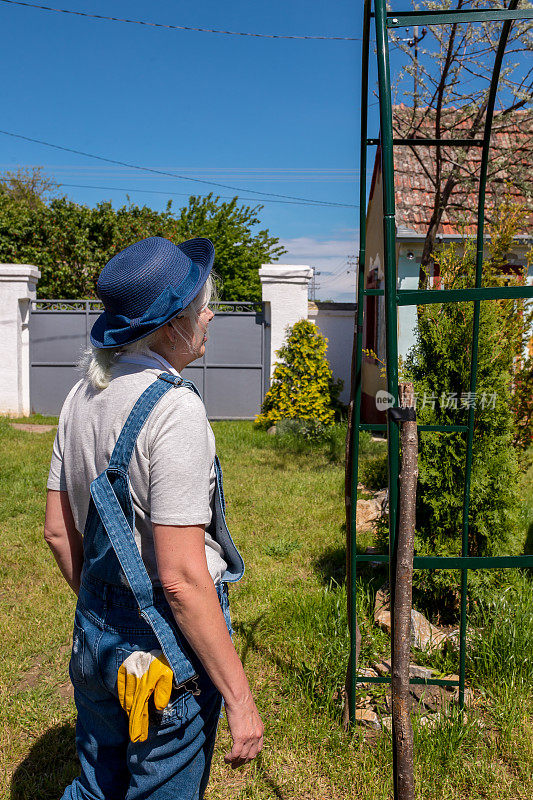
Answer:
[391,105,532,236]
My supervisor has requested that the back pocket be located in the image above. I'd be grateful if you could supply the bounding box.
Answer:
[116,647,190,728]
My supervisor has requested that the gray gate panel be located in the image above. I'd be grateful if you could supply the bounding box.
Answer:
[30,301,267,419]
[181,364,205,396]
[206,313,263,364]
[30,365,81,416]
[203,368,263,420]
[30,312,87,364]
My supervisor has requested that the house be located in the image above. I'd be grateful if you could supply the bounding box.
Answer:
[361,107,533,423]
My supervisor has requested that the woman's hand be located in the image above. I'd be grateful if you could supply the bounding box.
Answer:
[224,692,264,768]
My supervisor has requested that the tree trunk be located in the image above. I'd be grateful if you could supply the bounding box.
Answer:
[392,383,418,800]
[342,316,362,729]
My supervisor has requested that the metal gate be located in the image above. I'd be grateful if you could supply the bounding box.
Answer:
[29,300,269,419]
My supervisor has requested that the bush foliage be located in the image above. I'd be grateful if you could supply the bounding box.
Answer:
[255,319,342,428]
[403,207,530,615]
[0,168,285,301]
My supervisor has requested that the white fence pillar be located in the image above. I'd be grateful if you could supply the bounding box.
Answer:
[0,264,40,415]
[259,264,312,380]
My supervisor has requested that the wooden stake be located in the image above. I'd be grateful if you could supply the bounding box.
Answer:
[392,383,418,800]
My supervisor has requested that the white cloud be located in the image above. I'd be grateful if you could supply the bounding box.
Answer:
[277,236,358,302]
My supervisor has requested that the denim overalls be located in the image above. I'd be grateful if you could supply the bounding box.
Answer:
[62,372,244,800]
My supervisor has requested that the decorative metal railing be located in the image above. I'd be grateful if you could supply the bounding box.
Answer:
[31,299,261,313]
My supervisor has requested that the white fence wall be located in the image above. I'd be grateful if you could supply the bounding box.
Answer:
[0,264,40,415]
[1,261,355,417]
[259,266,355,406]
[308,302,355,405]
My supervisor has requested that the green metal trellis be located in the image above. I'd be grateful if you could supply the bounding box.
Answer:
[350,0,533,726]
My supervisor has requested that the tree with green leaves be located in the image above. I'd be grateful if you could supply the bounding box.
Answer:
[0,169,285,301]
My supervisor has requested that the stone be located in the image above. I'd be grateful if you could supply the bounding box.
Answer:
[445,629,475,651]
[355,708,381,730]
[356,667,379,687]
[372,584,450,653]
[418,713,440,729]
[410,608,448,652]
[356,498,383,531]
[409,664,436,680]
[381,715,393,733]
[267,425,277,435]
[10,422,56,433]
[441,673,460,684]
[373,658,391,676]
[373,488,389,513]
[374,586,391,633]
[355,695,372,709]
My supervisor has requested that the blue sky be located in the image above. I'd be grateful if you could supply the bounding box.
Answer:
[1,3,529,300]
[0,0,389,300]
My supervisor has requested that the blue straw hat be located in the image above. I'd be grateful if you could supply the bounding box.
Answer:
[90,236,215,349]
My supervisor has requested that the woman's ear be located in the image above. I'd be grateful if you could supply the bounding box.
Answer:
[165,321,177,350]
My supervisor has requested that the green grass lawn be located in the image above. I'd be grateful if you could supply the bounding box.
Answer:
[1,418,531,799]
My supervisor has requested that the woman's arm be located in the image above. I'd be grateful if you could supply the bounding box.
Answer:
[153,523,263,768]
[44,489,84,595]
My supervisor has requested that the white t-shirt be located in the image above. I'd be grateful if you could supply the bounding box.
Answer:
[47,350,227,585]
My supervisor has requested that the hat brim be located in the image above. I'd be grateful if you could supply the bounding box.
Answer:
[90,237,215,349]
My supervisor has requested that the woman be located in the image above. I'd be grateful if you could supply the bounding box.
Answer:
[44,236,263,800]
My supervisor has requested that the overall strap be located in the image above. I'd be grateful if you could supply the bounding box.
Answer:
[90,370,203,685]
[90,472,198,686]
[108,371,201,471]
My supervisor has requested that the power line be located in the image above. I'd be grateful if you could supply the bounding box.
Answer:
[320,255,358,285]
[320,271,353,286]
[0,0,364,41]
[55,181,354,208]
[0,129,357,209]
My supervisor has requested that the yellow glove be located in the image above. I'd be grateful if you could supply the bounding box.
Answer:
[117,649,174,743]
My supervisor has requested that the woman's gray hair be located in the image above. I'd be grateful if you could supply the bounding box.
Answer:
[80,275,216,390]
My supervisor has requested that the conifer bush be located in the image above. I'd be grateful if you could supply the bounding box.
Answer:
[255,319,342,429]
[402,217,528,617]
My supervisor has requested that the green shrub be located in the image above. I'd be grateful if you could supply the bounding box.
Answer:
[511,357,533,450]
[405,233,524,616]
[255,319,342,428]
[359,452,388,490]
[268,419,348,464]
[275,417,328,440]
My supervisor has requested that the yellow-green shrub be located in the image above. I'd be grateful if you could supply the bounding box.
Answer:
[255,319,341,428]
